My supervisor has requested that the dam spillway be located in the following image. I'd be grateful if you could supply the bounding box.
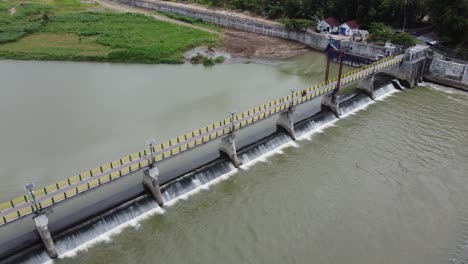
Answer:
[6,82,402,264]
[0,47,433,262]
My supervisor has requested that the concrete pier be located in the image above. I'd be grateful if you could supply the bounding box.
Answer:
[33,213,57,259]
[219,133,241,168]
[357,75,375,99]
[321,92,341,118]
[383,45,429,88]
[276,107,296,140]
[143,167,164,206]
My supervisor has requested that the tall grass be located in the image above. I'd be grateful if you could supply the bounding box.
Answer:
[0,0,220,63]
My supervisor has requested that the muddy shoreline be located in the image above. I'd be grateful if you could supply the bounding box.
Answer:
[221,29,311,60]
[101,0,311,61]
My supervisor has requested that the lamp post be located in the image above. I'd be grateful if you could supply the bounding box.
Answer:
[24,183,39,213]
[230,112,236,133]
[290,89,295,108]
[146,138,156,168]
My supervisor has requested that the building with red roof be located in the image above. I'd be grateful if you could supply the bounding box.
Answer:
[316,17,341,33]
[339,20,360,36]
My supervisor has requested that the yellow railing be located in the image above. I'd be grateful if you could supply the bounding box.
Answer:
[0,54,404,225]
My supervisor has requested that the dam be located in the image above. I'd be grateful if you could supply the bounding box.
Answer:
[2,44,466,264]
[0,46,427,260]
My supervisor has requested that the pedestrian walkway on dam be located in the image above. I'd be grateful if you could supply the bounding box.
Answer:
[0,54,406,226]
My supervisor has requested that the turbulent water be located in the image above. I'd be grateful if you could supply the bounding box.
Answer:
[5,81,468,264]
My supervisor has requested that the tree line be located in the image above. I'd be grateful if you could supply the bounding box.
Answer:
[191,0,467,45]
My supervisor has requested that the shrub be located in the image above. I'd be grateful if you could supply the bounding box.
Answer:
[281,18,314,32]
[202,57,215,66]
[390,32,417,47]
[190,54,204,64]
[214,56,225,63]
[0,31,25,44]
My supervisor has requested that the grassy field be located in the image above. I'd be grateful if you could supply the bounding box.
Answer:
[0,0,220,63]
[154,11,221,32]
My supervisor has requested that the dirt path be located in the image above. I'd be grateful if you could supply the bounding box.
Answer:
[96,0,219,34]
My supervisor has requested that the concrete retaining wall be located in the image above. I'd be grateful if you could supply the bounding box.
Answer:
[126,0,394,58]
[424,57,468,91]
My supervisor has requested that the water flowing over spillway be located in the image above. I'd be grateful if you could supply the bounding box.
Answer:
[8,83,407,264]
[1,48,467,264]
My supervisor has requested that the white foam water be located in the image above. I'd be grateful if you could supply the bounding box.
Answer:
[12,83,399,264]
[297,83,398,141]
[421,81,468,96]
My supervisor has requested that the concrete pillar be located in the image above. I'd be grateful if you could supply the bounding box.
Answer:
[321,92,341,118]
[33,213,58,259]
[143,167,164,206]
[276,107,296,140]
[357,75,375,100]
[219,133,241,168]
[419,59,427,83]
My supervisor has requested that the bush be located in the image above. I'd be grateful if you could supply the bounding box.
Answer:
[214,56,225,63]
[162,12,199,24]
[0,31,25,44]
[17,4,54,16]
[368,22,393,43]
[190,54,204,64]
[390,32,417,47]
[22,22,43,33]
[281,18,314,32]
[202,57,215,66]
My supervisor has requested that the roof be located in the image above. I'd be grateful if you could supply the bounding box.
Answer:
[323,17,340,27]
[344,20,359,29]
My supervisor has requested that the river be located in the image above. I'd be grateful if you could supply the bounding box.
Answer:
[1,53,468,264]
[0,52,343,201]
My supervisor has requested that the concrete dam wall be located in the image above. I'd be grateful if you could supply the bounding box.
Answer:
[123,0,396,59]
[0,94,326,261]
[0,53,415,261]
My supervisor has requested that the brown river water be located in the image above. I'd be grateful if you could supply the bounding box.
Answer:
[0,53,467,264]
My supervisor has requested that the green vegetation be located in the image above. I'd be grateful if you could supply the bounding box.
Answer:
[0,0,220,63]
[214,56,224,63]
[189,0,467,47]
[190,54,225,66]
[202,56,215,66]
[390,32,418,47]
[367,22,417,47]
[155,11,220,32]
[280,18,315,32]
[190,53,205,64]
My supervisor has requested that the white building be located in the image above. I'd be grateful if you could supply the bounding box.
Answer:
[339,20,359,36]
[316,17,340,33]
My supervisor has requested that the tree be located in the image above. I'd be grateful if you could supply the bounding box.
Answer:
[427,0,468,44]
[368,22,394,43]
[438,8,468,43]
[390,32,417,46]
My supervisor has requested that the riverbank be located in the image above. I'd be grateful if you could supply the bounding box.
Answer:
[96,0,310,60]
[0,0,310,64]
[0,0,220,63]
